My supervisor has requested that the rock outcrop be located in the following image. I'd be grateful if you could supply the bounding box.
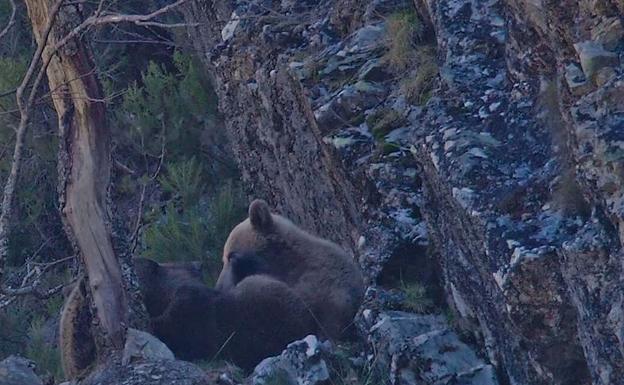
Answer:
[365,311,499,385]
[184,0,624,384]
[0,356,44,385]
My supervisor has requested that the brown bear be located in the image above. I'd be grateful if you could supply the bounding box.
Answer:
[60,257,316,377]
[60,259,206,379]
[151,275,316,370]
[133,257,205,318]
[215,199,365,340]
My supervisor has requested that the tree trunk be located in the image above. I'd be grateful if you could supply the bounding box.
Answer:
[24,0,128,350]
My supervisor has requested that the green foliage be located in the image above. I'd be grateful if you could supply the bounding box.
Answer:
[116,52,218,160]
[383,10,424,71]
[381,142,401,155]
[382,9,438,105]
[143,180,246,285]
[209,182,246,254]
[401,281,434,313]
[113,50,243,285]
[25,317,64,381]
[0,2,32,58]
[0,57,26,103]
[159,158,205,209]
[366,109,406,141]
[0,56,63,268]
[0,291,65,383]
[0,305,31,359]
[143,204,209,264]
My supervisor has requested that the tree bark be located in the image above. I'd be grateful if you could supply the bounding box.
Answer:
[24,0,128,349]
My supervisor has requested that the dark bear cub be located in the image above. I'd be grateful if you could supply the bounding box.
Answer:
[133,257,205,317]
[135,256,315,370]
[151,275,316,370]
[216,250,270,290]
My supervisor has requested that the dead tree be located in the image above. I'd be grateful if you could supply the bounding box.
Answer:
[0,0,192,364]
[24,0,128,349]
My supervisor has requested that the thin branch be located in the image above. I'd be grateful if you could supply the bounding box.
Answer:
[0,0,17,41]
[0,0,65,282]
[0,254,76,307]
[0,0,189,291]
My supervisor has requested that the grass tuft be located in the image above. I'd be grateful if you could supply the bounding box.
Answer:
[383,11,424,71]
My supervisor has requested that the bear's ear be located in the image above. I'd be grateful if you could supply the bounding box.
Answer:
[249,199,273,232]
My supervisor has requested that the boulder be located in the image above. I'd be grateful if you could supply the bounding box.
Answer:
[0,356,43,385]
[122,328,175,365]
[252,335,330,385]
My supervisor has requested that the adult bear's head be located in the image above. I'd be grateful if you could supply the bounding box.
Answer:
[216,199,303,290]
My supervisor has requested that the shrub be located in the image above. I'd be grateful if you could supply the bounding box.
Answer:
[0,305,31,359]
[142,179,246,284]
[143,204,209,264]
[115,52,218,162]
[159,158,205,210]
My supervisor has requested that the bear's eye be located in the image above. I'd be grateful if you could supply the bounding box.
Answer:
[227,251,241,262]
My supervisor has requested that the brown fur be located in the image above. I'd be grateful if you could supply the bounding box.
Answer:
[59,277,96,380]
[60,257,314,376]
[60,259,204,379]
[152,275,316,370]
[133,257,205,317]
[216,199,365,339]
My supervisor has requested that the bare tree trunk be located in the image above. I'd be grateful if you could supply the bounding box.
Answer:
[24,0,128,349]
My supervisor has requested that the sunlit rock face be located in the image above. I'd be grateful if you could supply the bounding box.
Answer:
[184,0,624,384]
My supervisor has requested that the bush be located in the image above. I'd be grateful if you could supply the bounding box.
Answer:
[115,52,218,162]
[0,305,31,359]
[115,52,246,284]
[142,178,246,285]
[159,158,205,210]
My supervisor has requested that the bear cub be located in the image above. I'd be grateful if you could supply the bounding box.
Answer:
[216,199,365,340]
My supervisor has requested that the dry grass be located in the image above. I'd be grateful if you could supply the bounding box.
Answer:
[401,281,434,313]
[401,46,438,105]
[383,11,424,71]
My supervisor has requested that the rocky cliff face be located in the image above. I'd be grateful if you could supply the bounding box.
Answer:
[184,1,624,384]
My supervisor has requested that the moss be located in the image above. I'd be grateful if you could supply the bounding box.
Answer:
[366,109,406,141]
[381,142,401,155]
[349,112,366,126]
